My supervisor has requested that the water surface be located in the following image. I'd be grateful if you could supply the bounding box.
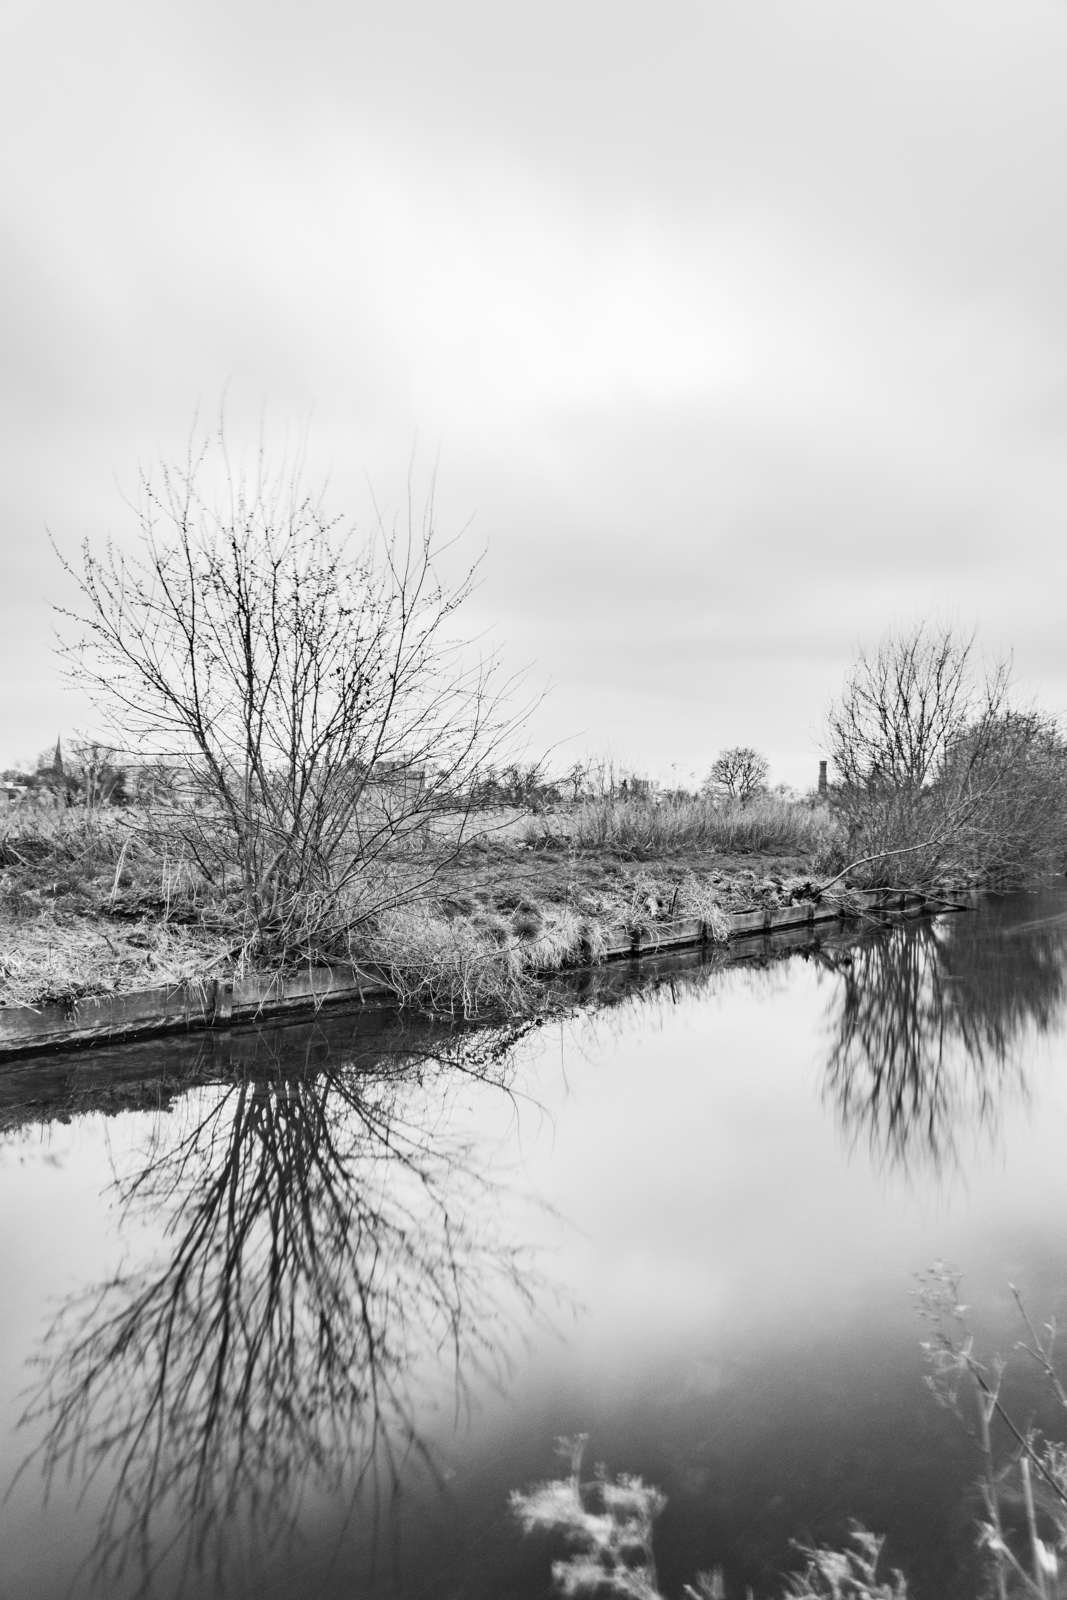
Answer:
[4,890,1067,1597]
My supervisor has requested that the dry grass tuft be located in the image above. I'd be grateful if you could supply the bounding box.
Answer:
[524,905,584,971]
[365,899,587,1016]
[368,904,526,1017]
[673,872,731,940]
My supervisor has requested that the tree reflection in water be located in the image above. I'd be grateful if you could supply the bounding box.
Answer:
[820,901,1067,1170]
[18,1016,554,1595]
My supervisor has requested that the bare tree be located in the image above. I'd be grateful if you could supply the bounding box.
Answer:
[705,746,769,803]
[68,740,128,810]
[826,623,1005,792]
[54,424,523,959]
[824,623,1067,887]
[564,761,588,803]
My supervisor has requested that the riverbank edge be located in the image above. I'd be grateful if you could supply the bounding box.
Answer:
[0,887,972,1061]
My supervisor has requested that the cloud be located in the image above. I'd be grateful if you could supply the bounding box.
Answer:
[2,0,1067,781]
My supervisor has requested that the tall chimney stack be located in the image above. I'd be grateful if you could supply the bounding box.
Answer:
[818,760,827,796]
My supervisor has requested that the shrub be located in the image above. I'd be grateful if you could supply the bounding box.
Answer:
[54,422,523,962]
[825,623,1067,889]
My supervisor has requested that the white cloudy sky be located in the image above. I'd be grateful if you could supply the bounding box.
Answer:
[3,0,1067,787]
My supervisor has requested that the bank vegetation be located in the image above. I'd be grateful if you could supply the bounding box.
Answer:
[4,422,1066,1016]
[824,623,1067,892]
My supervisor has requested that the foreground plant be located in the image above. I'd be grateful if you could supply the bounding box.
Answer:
[918,1262,1067,1598]
[511,1435,670,1599]
[511,1437,905,1599]
[782,1527,907,1599]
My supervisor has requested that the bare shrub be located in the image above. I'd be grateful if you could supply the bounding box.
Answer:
[828,623,996,791]
[825,623,1067,889]
[54,423,522,962]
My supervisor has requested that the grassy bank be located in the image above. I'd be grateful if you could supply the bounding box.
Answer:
[0,795,852,1015]
[9,784,1047,1019]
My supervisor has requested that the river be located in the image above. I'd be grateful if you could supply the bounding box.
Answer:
[3,889,1067,1597]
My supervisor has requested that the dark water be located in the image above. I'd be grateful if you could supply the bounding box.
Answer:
[4,890,1067,1598]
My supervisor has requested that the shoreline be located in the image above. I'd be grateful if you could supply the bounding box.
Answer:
[0,886,972,1063]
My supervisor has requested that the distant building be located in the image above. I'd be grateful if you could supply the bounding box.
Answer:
[620,776,653,801]
[0,768,33,806]
[34,737,76,805]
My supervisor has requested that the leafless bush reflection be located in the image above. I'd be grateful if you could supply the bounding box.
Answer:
[17,1027,552,1594]
[820,905,1067,1171]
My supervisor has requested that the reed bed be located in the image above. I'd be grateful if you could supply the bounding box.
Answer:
[525,795,843,861]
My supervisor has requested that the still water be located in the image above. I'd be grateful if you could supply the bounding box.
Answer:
[4,891,1067,1597]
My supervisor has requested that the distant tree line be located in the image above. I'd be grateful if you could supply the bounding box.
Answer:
[3,740,129,808]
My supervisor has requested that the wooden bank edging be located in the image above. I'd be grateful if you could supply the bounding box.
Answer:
[0,888,967,1062]
[592,886,954,961]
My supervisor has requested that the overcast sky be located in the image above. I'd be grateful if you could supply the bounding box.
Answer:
[3,0,1067,788]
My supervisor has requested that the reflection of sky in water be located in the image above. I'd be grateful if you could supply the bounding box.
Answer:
[4,892,1067,1597]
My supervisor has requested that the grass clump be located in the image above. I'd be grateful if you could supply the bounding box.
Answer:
[366,899,586,1017]
[369,905,527,1017]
